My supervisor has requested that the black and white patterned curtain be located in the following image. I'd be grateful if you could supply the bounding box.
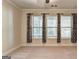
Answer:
[27,13,32,43]
[42,13,46,43]
[57,13,61,43]
[71,13,77,43]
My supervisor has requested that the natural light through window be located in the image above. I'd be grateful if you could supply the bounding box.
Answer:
[32,15,72,39]
[61,16,72,38]
[32,16,42,38]
[47,16,57,38]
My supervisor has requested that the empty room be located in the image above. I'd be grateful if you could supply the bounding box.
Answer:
[2,0,77,59]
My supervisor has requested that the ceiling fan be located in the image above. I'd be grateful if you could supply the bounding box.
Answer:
[46,0,49,3]
[45,0,58,7]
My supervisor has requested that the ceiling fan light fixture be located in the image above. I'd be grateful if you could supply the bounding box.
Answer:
[51,5,54,7]
[55,5,57,7]
[51,5,58,7]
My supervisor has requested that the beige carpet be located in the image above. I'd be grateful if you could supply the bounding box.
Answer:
[9,46,77,59]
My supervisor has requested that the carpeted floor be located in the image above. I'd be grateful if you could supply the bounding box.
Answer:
[8,46,77,59]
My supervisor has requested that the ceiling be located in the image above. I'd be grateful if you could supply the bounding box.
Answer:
[9,0,77,9]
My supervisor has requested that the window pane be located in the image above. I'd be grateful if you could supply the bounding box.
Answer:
[32,28,42,38]
[61,16,72,27]
[32,16,42,27]
[61,28,71,38]
[39,28,42,36]
[47,28,57,37]
[47,16,57,27]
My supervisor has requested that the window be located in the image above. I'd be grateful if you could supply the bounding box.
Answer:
[47,28,57,37]
[32,16,42,38]
[47,16,57,38]
[32,15,72,39]
[61,16,72,38]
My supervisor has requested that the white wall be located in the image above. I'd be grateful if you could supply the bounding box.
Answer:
[21,9,77,46]
[2,0,22,55]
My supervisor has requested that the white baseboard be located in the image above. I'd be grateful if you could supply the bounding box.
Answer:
[2,45,21,56]
[20,43,77,46]
[2,43,76,56]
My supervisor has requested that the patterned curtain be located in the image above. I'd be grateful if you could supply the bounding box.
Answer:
[27,13,32,43]
[42,13,46,43]
[57,13,61,43]
[71,13,77,43]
